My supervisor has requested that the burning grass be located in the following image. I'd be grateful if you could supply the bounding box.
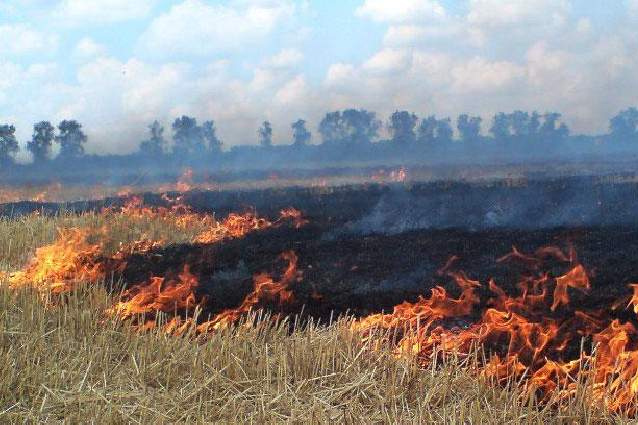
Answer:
[0,284,620,423]
[2,193,638,422]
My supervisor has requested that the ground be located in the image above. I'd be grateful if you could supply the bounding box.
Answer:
[2,177,638,422]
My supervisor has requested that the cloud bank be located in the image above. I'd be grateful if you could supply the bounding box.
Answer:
[1,0,637,160]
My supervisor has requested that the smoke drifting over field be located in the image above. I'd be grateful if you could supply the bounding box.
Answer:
[338,178,638,235]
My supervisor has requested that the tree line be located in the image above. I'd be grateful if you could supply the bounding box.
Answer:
[1,107,638,164]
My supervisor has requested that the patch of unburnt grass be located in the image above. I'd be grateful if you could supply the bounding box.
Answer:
[0,281,624,424]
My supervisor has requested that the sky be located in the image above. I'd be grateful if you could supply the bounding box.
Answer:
[1,0,638,159]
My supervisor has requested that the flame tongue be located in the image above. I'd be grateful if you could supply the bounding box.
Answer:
[8,228,104,293]
[7,199,306,296]
[352,246,638,413]
[198,251,300,332]
[108,265,201,319]
[107,251,301,334]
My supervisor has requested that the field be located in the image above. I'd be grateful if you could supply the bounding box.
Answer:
[2,177,638,423]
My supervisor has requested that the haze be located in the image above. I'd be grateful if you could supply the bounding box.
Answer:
[1,0,637,161]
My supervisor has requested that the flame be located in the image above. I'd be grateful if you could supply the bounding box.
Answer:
[371,167,408,183]
[108,251,300,334]
[7,197,306,295]
[176,168,194,192]
[278,207,309,229]
[194,208,307,243]
[352,245,638,414]
[197,251,300,332]
[108,265,201,320]
[8,228,104,293]
[11,193,638,415]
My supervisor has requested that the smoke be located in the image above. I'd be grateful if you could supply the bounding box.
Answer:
[334,177,638,235]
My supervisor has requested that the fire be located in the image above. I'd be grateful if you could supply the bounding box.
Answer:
[390,166,408,182]
[371,167,408,183]
[197,251,300,332]
[352,246,638,413]
[10,190,638,415]
[6,197,306,295]
[278,207,309,229]
[108,251,300,334]
[176,167,194,192]
[194,208,307,243]
[108,265,201,320]
[193,211,272,243]
[8,228,104,293]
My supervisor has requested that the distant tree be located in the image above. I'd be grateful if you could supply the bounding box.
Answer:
[291,119,311,146]
[417,115,452,144]
[27,121,54,162]
[610,107,638,140]
[318,111,345,144]
[172,115,204,156]
[510,110,531,137]
[540,112,569,140]
[139,120,166,156]
[202,120,222,153]
[417,116,437,143]
[318,109,380,145]
[457,114,482,141]
[0,124,19,163]
[341,109,381,144]
[529,111,541,136]
[436,118,453,143]
[388,110,418,145]
[55,120,87,158]
[258,121,273,148]
[490,113,511,140]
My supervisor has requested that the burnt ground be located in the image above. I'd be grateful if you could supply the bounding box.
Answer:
[5,177,638,323]
[114,222,638,324]
[6,175,638,230]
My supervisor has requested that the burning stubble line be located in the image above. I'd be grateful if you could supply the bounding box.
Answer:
[3,197,638,421]
[346,245,638,415]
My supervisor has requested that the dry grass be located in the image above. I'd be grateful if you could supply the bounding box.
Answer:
[0,211,211,270]
[2,284,625,424]
[0,212,631,423]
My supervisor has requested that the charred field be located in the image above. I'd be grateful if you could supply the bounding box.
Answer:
[4,175,638,423]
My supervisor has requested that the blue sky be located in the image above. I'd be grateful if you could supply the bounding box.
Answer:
[1,0,638,159]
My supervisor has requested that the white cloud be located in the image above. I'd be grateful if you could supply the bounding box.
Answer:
[0,62,22,91]
[356,0,446,23]
[54,0,156,25]
[575,18,592,34]
[383,23,465,46]
[274,75,308,105]
[465,0,570,47]
[467,0,569,28]
[267,48,303,68]
[138,0,295,58]
[2,52,323,154]
[362,49,412,74]
[450,58,525,93]
[3,0,638,157]
[0,24,58,55]
[325,63,357,87]
[383,25,428,45]
[74,37,107,60]
[313,0,638,136]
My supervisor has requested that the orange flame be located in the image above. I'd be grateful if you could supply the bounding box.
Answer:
[352,245,638,414]
[108,265,201,320]
[8,228,104,293]
[108,251,300,334]
[8,198,306,295]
